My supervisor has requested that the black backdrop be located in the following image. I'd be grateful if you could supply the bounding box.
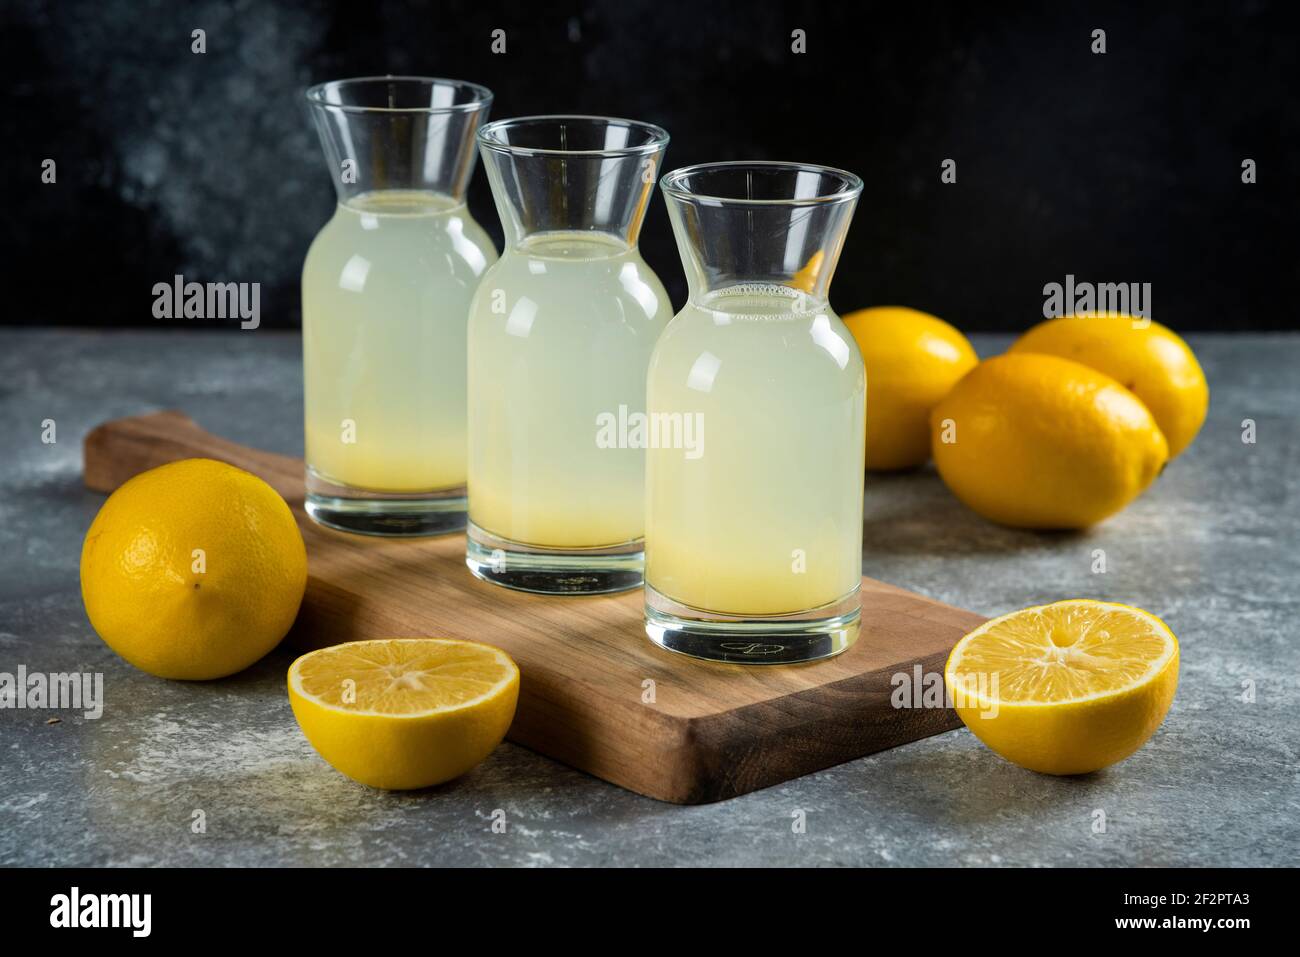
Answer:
[5,0,1298,331]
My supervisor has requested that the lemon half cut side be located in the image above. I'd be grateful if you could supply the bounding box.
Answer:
[944,600,1179,775]
[288,638,520,790]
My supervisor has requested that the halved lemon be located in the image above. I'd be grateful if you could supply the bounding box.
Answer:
[288,638,519,790]
[944,600,1179,775]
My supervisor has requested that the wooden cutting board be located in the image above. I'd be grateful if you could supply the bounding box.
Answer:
[83,411,983,804]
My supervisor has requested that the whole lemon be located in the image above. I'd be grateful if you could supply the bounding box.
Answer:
[1009,315,1208,457]
[930,354,1168,528]
[81,458,307,680]
[842,306,978,470]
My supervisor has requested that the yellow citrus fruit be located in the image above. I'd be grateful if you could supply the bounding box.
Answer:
[944,599,1179,775]
[80,458,307,680]
[1010,315,1208,457]
[930,353,1168,527]
[789,250,825,293]
[842,306,978,470]
[288,638,519,790]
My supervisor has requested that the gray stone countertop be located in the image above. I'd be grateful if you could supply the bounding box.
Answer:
[0,329,1296,867]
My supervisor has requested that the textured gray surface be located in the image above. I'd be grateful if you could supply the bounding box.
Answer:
[0,329,1296,867]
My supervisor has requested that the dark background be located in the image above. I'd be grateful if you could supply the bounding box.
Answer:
[4,0,1298,331]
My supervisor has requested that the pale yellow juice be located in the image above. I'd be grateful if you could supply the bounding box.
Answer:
[467,232,670,547]
[302,190,496,493]
[646,284,866,616]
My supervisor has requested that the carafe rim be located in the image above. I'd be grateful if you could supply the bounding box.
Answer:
[660,160,863,208]
[305,75,494,116]
[478,114,670,159]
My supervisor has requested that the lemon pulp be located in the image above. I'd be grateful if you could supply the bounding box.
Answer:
[944,600,1179,775]
[288,638,520,790]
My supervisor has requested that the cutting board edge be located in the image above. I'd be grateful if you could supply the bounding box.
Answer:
[650,638,972,803]
[506,633,976,805]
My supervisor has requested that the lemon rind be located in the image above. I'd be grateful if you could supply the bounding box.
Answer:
[944,599,1178,708]
[288,638,519,719]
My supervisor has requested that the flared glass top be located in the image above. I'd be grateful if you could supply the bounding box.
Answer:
[305,75,493,203]
[659,161,862,303]
[477,115,669,249]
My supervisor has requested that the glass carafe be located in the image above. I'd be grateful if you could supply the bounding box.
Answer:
[646,162,865,663]
[466,115,671,594]
[302,76,496,536]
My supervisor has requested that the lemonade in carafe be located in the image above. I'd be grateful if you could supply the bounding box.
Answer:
[466,115,671,594]
[646,162,866,664]
[302,76,495,536]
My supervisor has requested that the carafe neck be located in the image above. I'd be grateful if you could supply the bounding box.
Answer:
[660,162,862,305]
[478,115,669,250]
[306,76,493,205]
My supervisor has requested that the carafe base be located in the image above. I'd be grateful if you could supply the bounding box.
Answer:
[305,467,466,538]
[466,521,643,595]
[644,584,860,665]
